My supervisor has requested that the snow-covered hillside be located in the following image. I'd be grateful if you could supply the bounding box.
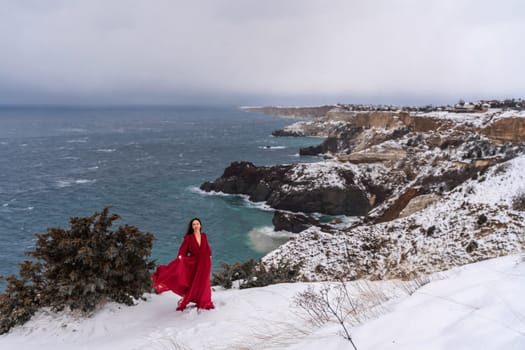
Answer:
[263,154,525,281]
[1,255,523,350]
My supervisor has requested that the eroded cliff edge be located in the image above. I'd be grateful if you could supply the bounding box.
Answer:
[202,105,525,281]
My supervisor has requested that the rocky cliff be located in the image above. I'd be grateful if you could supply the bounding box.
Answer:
[204,106,525,281]
[200,161,371,215]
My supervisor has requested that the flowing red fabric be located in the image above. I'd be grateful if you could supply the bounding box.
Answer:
[152,232,214,311]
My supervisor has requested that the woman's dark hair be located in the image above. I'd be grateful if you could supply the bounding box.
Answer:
[185,217,202,235]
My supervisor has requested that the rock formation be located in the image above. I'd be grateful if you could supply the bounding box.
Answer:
[200,161,371,216]
[206,104,525,281]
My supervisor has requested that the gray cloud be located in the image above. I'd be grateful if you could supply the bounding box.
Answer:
[1,0,524,105]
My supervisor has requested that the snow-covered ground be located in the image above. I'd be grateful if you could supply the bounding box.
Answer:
[416,109,525,128]
[1,255,523,350]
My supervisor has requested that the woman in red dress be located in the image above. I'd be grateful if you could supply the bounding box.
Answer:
[152,217,215,311]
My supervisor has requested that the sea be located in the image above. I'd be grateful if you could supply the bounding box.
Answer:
[0,105,322,291]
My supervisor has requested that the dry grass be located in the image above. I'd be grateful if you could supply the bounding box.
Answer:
[292,276,433,349]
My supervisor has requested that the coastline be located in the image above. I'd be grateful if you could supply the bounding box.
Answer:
[209,103,525,281]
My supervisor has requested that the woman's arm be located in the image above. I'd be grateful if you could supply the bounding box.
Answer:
[177,235,189,258]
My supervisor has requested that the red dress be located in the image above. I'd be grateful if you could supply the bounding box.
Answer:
[152,232,214,311]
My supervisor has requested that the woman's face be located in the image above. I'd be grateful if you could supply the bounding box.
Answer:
[192,220,201,233]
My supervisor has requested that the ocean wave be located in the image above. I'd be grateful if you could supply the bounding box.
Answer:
[59,128,87,133]
[96,149,116,153]
[135,155,154,161]
[258,145,286,150]
[247,226,293,253]
[1,204,34,212]
[189,186,225,196]
[57,179,96,188]
[66,138,88,143]
[189,187,274,211]
[240,197,273,211]
[62,156,80,160]
[319,215,362,229]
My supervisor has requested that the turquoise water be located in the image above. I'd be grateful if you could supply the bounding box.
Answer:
[0,105,321,290]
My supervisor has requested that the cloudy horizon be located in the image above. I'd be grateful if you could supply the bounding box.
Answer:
[1,0,524,106]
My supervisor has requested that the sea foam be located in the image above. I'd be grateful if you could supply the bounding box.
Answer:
[247,226,293,253]
[57,179,96,188]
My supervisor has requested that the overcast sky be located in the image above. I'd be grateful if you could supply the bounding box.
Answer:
[1,0,524,106]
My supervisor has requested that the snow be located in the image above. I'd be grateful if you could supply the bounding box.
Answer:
[283,161,354,191]
[347,255,525,350]
[413,109,525,128]
[466,156,525,207]
[1,255,523,350]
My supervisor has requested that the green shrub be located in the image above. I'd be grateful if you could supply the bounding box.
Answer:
[0,208,156,334]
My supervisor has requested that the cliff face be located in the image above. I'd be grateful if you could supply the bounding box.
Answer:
[275,109,525,143]
[246,104,525,143]
[207,108,525,223]
[206,106,525,281]
[481,117,525,142]
[200,161,371,216]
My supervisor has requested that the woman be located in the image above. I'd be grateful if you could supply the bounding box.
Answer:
[152,218,215,311]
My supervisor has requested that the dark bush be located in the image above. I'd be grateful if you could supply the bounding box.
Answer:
[477,214,488,226]
[0,208,156,334]
[493,163,509,175]
[426,225,436,236]
[240,262,302,289]
[465,240,479,253]
[212,259,302,289]
[0,261,42,334]
[512,193,525,211]
[211,260,257,289]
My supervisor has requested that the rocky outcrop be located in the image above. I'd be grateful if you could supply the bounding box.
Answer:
[295,123,411,156]
[336,148,407,164]
[235,104,525,282]
[200,161,371,216]
[323,110,484,134]
[272,211,320,233]
[275,110,525,149]
[374,187,421,223]
[481,117,525,142]
[222,106,525,237]
[398,193,442,218]
[299,137,339,156]
[200,161,292,201]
